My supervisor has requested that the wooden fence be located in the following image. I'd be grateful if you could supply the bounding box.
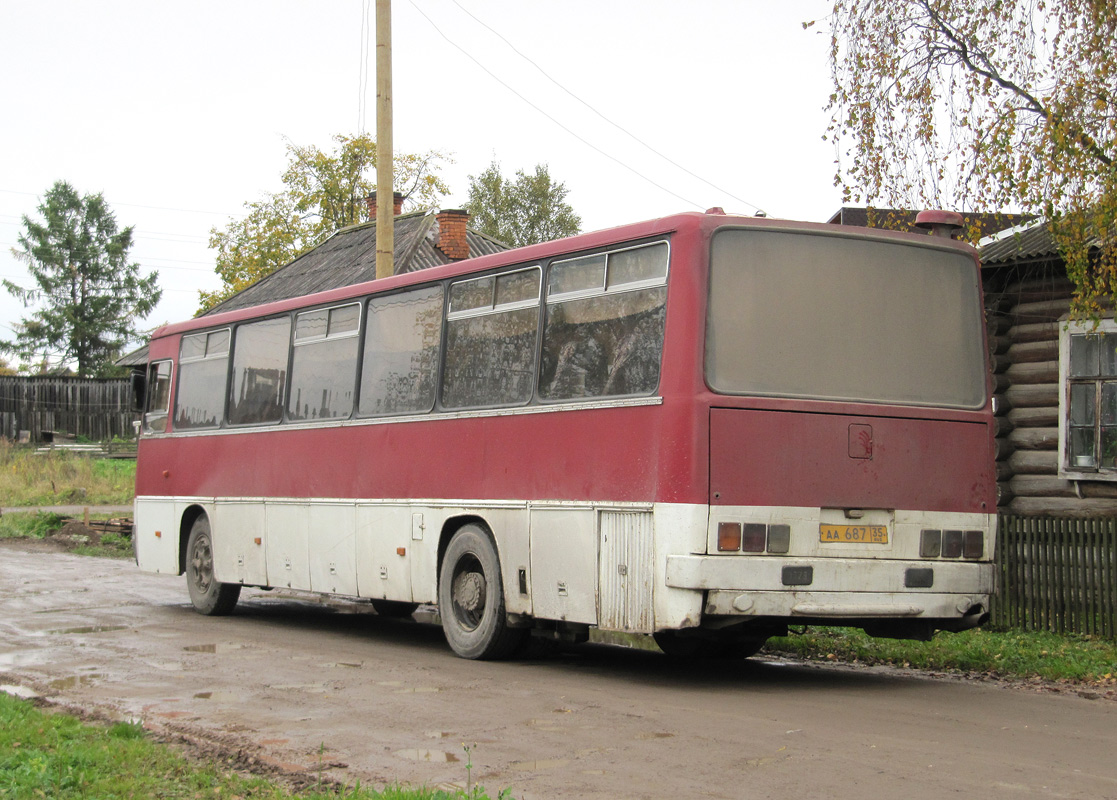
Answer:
[992,515,1117,638]
[0,376,136,442]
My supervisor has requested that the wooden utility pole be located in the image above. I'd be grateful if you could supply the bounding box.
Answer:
[375,0,394,279]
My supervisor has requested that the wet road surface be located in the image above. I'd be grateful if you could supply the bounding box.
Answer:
[1,540,1115,799]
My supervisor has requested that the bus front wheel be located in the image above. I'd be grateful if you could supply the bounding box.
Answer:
[185,516,241,616]
[438,524,526,660]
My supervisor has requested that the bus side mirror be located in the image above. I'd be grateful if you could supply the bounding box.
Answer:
[130,369,146,413]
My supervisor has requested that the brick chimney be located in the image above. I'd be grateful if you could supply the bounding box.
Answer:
[366,191,404,221]
[436,209,470,260]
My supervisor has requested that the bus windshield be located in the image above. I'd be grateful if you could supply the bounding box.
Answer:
[705,228,987,409]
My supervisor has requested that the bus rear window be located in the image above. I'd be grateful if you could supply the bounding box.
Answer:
[705,229,986,409]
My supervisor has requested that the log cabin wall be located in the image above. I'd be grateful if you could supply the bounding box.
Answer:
[984,260,1117,518]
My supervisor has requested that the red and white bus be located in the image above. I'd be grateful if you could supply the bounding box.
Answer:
[133,209,996,659]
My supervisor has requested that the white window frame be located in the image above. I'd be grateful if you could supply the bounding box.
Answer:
[1058,316,1117,481]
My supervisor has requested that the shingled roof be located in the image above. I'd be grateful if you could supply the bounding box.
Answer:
[202,208,508,316]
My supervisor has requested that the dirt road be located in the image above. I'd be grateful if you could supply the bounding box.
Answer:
[1,540,1114,800]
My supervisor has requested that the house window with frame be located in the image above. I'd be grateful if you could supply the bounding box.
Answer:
[1061,321,1117,477]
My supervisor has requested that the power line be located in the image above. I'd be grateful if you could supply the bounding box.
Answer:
[408,0,706,211]
[358,0,371,135]
[448,0,766,215]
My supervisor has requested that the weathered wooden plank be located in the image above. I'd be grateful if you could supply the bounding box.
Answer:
[1005,360,1060,385]
[1004,383,1058,408]
[997,482,1014,506]
[1008,449,1058,475]
[1005,321,1060,345]
[1009,496,1117,517]
[986,313,1012,336]
[1008,427,1058,451]
[1010,475,1117,498]
[1007,406,1058,428]
[1005,339,1059,364]
[988,334,1012,356]
[1011,298,1071,325]
[1001,275,1076,301]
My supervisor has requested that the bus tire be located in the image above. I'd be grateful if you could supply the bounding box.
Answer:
[438,524,526,660]
[371,600,418,618]
[185,516,241,616]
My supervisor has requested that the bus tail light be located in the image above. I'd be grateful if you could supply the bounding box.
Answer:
[942,530,964,559]
[767,524,790,554]
[717,522,742,551]
[741,524,766,552]
[921,528,984,559]
[963,530,983,559]
[718,522,791,554]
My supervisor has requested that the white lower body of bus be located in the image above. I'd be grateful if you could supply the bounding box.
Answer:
[134,496,994,659]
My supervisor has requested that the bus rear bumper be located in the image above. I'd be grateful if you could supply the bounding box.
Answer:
[666,555,992,624]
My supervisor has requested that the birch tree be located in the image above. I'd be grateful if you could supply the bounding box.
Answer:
[819,0,1116,313]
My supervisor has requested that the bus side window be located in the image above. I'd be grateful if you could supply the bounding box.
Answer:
[143,360,172,434]
[359,286,444,416]
[288,304,360,422]
[175,330,230,430]
[228,317,291,426]
[540,242,668,401]
[442,268,541,409]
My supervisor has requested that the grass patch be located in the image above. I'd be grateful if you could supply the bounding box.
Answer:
[766,626,1117,684]
[0,512,69,540]
[0,439,135,507]
[0,692,513,799]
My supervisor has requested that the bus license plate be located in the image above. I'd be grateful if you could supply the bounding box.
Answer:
[819,524,888,544]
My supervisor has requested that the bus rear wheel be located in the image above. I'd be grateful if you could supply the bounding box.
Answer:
[185,516,241,616]
[438,524,526,660]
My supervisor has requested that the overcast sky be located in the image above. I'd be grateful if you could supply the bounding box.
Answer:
[0,0,838,357]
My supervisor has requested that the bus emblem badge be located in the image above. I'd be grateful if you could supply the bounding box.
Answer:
[848,424,873,459]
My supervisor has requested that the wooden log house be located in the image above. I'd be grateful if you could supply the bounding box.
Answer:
[980,220,1115,518]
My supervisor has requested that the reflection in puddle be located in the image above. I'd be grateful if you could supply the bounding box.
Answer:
[182,643,245,654]
[47,625,127,635]
[395,749,460,763]
[509,759,570,772]
[49,674,103,690]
